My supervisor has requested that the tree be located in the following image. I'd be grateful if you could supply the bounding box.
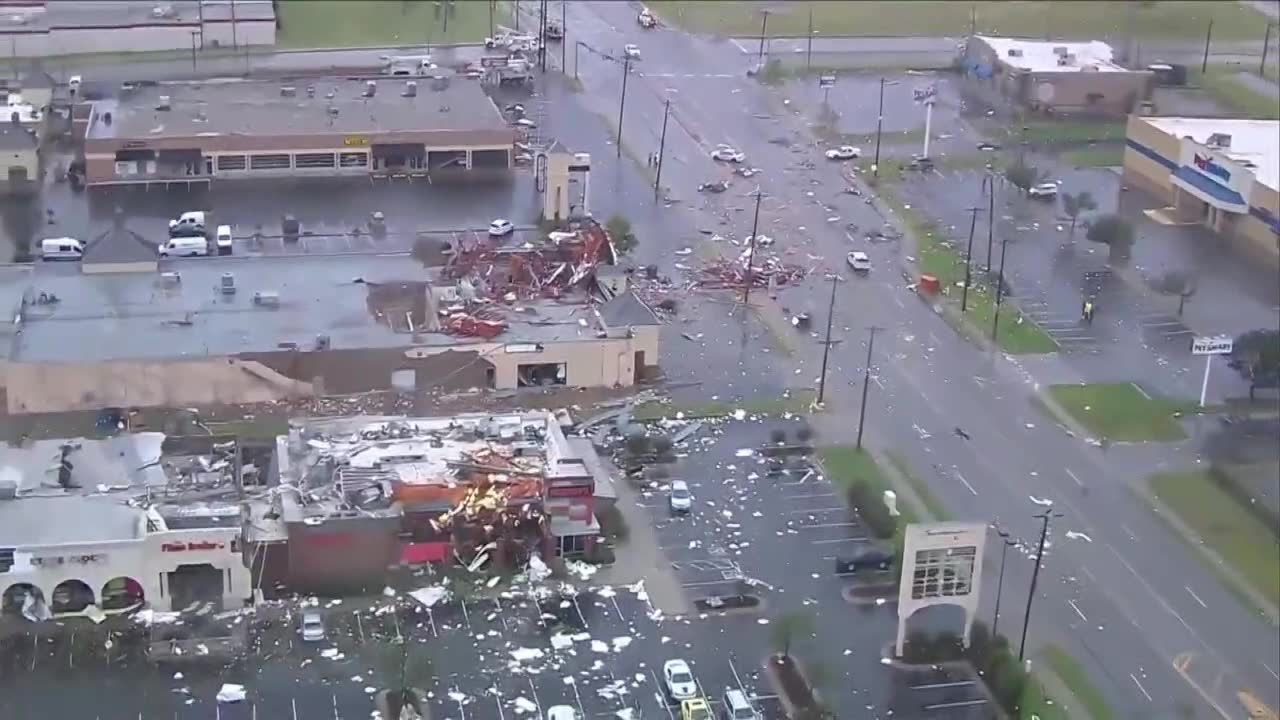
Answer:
[1084,214,1135,264]
[1230,329,1280,399]
[1003,160,1041,195]
[1060,191,1097,238]
[769,609,815,659]
[606,214,637,254]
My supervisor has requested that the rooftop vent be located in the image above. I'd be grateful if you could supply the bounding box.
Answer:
[220,272,236,294]
[254,290,280,307]
[315,334,331,350]
[362,80,376,97]
[325,89,336,100]
[1053,46,1069,56]
[1057,53,1076,66]
[156,95,171,111]
[402,80,417,97]
[160,271,181,286]
[1207,132,1233,148]
[1007,48,1023,58]
[327,106,339,116]
[280,86,296,97]
[152,5,176,19]
[306,85,316,98]
[102,111,113,125]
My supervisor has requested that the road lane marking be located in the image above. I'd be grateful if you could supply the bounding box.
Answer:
[1065,468,1083,487]
[786,507,845,514]
[1081,565,1098,583]
[784,493,836,500]
[955,471,978,496]
[802,522,860,529]
[1184,586,1207,608]
[1130,673,1153,702]
[811,537,864,545]
[1263,662,1279,681]
[1068,599,1088,622]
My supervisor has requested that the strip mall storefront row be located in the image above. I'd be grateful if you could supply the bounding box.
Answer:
[1,526,251,620]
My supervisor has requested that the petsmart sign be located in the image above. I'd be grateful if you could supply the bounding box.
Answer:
[1178,138,1253,197]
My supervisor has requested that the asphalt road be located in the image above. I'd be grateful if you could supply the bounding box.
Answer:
[561,2,1280,718]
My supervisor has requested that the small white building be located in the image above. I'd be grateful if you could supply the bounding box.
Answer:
[0,434,253,621]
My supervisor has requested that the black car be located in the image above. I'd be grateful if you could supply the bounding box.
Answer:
[835,548,893,574]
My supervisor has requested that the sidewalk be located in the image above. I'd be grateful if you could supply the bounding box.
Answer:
[591,472,690,616]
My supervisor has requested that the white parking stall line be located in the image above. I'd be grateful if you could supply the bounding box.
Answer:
[1068,599,1088,623]
[1263,662,1279,681]
[1065,468,1083,487]
[1184,586,1207,608]
[1130,673,1153,702]
[955,471,978,496]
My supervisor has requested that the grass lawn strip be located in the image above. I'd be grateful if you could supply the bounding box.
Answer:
[647,1,1264,41]
[817,446,916,521]
[276,0,499,48]
[1046,383,1191,442]
[885,450,950,521]
[1040,645,1115,720]
[1191,67,1280,120]
[1059,145,1126,168]
[1149,470,1280,610]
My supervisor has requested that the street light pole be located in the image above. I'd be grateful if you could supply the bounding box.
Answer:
[1262,23,1273,77]
[190,30,199,71]
[961,205,981,312]
[992,528,1015,637]
[574,40,582,80]
[855,326,882,451]
[872,77,886,178]
[743,190,763,304]
[654,99,670,202]
[616,55,631,158]
[1019,509,1063,662]
[991,233,1010,342]
[757,9,770,66]
[985,172,996,270]
[806,4,814,70]
[561,0,567,71]
[816,275,840,405]
[1201,17,1213,74]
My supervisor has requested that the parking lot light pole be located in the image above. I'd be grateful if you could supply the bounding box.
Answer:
[816,275,840,405]
[743,190,763,304]
[961,205,981,312]
[992,527,1015,637]
[1019,509,1063,662]
[654,99,670,202]
[984,172,996,270]
[1202,18,1213,74]
[561,0,567,71]
[189,30,199,71]
[1263,23,1274,77]
[616,55,631,158]
[757,9,770,66]
[872,77,886,178]
[855,326,882,451]
[991,233,1010,341]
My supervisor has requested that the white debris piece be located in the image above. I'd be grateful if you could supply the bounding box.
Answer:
[514,697,538,714]
[565,559,598,581]
[591,640,610,653]
[550,634,574,651]
[1029,495,1054,507]
[1064,531,1093,543]
[408,585,451,609]
[216,684,246,703]
[486,575,503,588]
[511,647,545,662]
[382,587,397,598]
[596,586,617,599]
[611,636,633,652]
[732,409,747,421]
[527,554,552,583]
[734,448,754,457]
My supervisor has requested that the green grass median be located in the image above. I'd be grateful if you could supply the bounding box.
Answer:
[276,0,499,48]
[1046,383,1193,441]
[1041,645,1114,720]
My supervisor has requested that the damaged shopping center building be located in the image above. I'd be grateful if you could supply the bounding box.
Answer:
[247,411,612,594]
[0,222,663,415]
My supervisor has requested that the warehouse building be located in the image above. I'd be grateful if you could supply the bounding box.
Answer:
[963,36,1152,116]
[83,77,516,187]
[0,1,275,58]
[1124,115,1280,262]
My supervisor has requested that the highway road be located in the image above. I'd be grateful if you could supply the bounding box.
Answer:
[557,2,1280,718]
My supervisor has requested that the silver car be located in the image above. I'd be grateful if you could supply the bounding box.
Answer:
[300,610,325,642]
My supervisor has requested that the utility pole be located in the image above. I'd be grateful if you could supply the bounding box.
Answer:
[1262,23,1273,78]
[855,326,881,451]
[514,0,519,31]
[816,275,840,405]
[872,77,886,179]
[1202,18,1213,74]
[984,173,995,270]
[190,30,199,70]
[960,206,981,312]
[489,0,495,37]
[654,99,670,202]
[230,0,238,51]
[992,526,1015,637]
[443,0,451,36]
[743,191,763,304]
[538,0,548,72]
[806,4,814,71]
[991,233,1010,342]
[616,55,631,158]
[561,0,567,71]
[1019,509,1063,662]
[757,9,770,66]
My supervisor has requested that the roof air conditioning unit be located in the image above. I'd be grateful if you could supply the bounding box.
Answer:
[220,272,236,294]
[280,86,296,97]
[327,106,339,116]
[306,85,316,97]
[362,80,376,97]
[152,5,175,18]
[315,334,331,350]
[1053,46,1069,56]
[1007,48,1023,57]
[1207,132,1232,148]
[156,95,171,111]
[254,290,280,307]
[402,80,417,97]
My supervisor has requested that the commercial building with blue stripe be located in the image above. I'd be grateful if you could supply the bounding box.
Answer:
[1124,116,1279,264]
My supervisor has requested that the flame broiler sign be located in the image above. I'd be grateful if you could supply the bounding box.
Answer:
[161,541,225,552]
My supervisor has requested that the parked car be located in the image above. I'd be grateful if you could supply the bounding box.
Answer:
[663,659,698,700]
[825,145,862,160]
[846,251,872,273]
[834,547,894,574]
[623,43,642,60]
[40,237,83,261]
[169,210,206,234]
[976,141,1001,151]
[545,706,578,720]
[488,219,515,237]
[638,9,656,28]
[300,610,325,642]
[1029,182,1060,199]
[215,225,233,254]
[158,236,209,258]
[698,180,728,193]
[681,698,712,720]
[710,145,745,163]
[669,480,692,513]
[722,690,762,720]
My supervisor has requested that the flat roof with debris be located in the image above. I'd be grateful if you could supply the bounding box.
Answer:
[86,77,510,141]
[976,36,1129,73]
[0,433,245,546]
[1142,116,1280,192]
[9,254,621,363]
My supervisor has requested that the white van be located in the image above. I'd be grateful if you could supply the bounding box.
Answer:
[169,210,206,233]
[41,237,84,260]
[215,225,233,255]
[158,236,209,257]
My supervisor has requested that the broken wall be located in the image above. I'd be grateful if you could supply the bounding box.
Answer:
[243,347,490,396]
[285,515,402,594]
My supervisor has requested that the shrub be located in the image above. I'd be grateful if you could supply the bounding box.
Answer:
[595,506,629,541]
